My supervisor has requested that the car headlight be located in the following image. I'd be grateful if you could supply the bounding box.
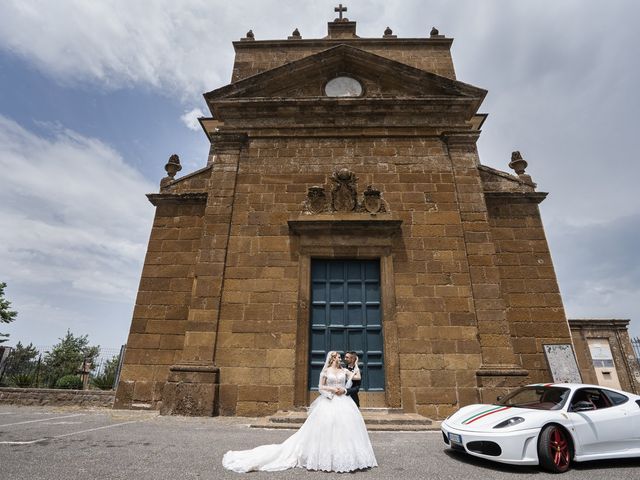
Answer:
[493,417,525,429]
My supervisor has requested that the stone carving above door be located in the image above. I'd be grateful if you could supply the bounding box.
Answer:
[303,168,387,215]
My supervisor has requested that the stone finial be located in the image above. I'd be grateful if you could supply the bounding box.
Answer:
[241,29,255,41]
[509,151,528,175]
[430,26,444,38]
[160,154,182,189]
[288,28,302,40]
[383,26,397,38]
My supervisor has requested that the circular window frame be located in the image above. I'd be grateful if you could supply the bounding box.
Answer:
[323,75,364,98]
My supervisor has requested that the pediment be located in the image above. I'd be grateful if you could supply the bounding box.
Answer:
[205,45,486,105]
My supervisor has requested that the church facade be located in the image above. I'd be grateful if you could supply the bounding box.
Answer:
[115,13,575,419]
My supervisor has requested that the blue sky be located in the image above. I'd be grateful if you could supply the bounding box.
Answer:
[1,0,639,350]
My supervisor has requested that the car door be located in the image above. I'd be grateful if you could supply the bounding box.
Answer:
[567,388,636,455]
[602,389,640,448]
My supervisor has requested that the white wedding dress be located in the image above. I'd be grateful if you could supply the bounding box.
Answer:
[222,368,377,473]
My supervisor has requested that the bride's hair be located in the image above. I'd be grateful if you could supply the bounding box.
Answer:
[321,351,340,371]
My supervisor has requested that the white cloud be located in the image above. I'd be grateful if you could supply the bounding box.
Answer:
[0,0,233,100]
[0,115,155,344]
[180,107,205,131]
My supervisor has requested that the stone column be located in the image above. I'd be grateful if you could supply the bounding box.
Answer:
[443,132,527,401]
[161,132,246,416]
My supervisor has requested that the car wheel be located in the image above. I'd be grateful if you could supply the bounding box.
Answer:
[538,424,572,473]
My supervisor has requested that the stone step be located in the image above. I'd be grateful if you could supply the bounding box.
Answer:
[250,409,440,431]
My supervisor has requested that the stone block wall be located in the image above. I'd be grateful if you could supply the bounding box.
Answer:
[212,134,519,418]
[486,197,573,382]
[114,200,205,409]
[0,387,115,407]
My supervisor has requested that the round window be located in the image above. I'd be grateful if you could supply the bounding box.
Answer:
[324,76,363,97]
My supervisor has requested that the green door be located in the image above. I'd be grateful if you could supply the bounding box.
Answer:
[309,259,384,391]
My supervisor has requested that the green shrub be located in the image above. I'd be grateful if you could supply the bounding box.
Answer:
[91,372,115,390]
[55,374,83,390]
[11,373,34,387]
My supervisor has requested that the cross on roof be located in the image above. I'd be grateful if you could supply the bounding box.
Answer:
[334,4,347,20]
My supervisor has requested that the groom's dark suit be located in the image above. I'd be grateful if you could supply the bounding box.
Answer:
[345,364,361,408]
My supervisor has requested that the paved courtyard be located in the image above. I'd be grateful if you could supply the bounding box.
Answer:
[1,405,639,479]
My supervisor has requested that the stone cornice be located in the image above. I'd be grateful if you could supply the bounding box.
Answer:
[484,191,548,204]
[568,319,631,330]
[210,126,463,140]
[209,97,479,129]
[146,192,208,206]
[213,96,476,110]
[288,214,402,236]
[233,37,453,50]
[441,131,481,146]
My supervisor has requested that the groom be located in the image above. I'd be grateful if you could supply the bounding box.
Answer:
[343,351,361,408]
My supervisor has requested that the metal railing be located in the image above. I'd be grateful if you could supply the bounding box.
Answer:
[632,337,640,361]
[0,344,126,390]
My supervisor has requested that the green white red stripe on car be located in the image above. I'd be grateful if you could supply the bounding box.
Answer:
[461,406,512,425]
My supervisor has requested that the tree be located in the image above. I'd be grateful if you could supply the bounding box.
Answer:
[3,341,38,377]
[91,353,121,390]
[0,282,18,344]
[42,330,100,387]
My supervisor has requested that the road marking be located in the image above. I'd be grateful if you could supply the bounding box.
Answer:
[0,414,85,427]
[0,420,140,445]
[0,439,45,445]
[42,421,84,425]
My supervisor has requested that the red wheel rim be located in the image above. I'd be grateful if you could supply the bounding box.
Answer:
[549,427,570,470]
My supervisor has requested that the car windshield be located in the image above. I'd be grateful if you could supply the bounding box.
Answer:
[497,386,571,410]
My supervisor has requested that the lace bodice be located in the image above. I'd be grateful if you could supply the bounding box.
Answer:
[321,369,347,388]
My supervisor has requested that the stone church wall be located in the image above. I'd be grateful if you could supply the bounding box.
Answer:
[114,201,204,408]
[213,135,501,418]
[116,16,579,418]
[486,198,573,382]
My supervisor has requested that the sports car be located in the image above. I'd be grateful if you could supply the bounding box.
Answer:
[441,383,640,473]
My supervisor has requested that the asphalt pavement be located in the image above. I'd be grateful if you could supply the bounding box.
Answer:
[1,405,639,479]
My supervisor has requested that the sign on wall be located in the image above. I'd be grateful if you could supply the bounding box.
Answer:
[543,344,582,384]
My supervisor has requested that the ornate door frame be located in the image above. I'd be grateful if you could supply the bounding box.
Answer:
[288,216,402,408]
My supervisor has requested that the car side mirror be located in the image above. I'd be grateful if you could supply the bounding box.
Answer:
[572,400,595,412]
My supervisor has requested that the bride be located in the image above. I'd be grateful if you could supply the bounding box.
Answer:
[222,351,378,473]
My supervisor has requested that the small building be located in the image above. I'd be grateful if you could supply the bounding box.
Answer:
[569,319,640,393]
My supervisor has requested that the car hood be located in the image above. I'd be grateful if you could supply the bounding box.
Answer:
[443,404,552,432]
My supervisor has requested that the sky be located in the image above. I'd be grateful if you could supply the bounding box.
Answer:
[0,0,638,351]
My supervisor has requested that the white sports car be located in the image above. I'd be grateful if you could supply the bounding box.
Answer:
[441,383,640,473]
